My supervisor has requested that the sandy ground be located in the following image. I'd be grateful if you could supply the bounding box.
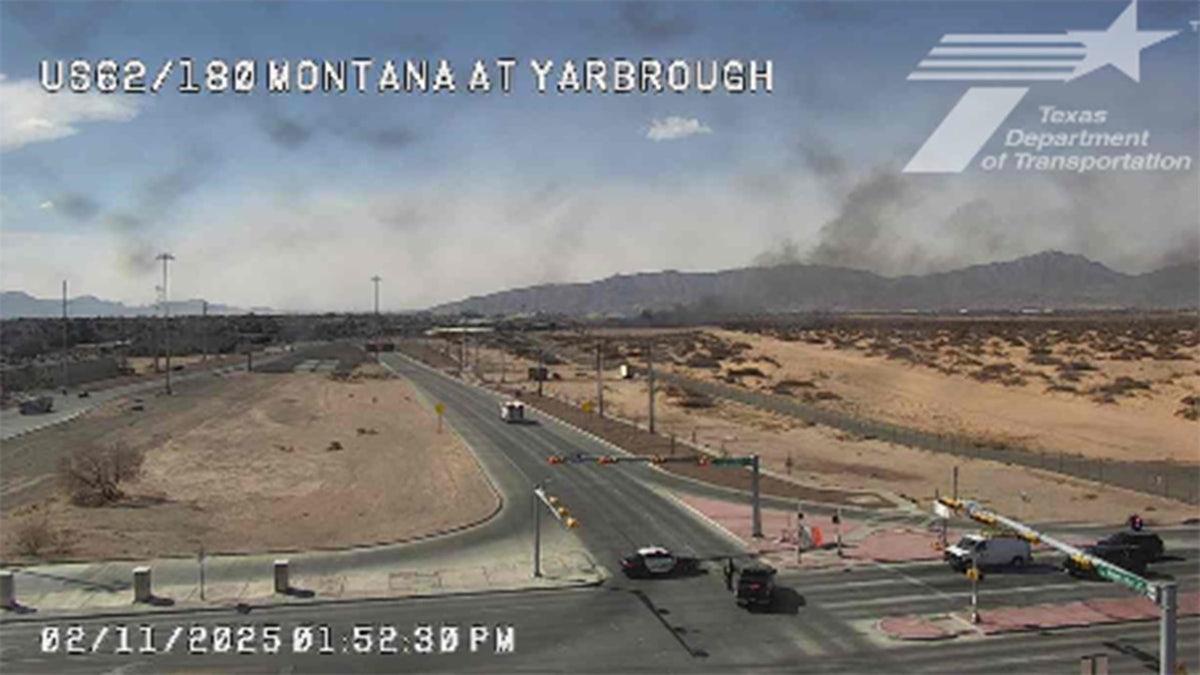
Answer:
[535,367,1198,525]
[1,365,498,561]
[684,328,1200,465]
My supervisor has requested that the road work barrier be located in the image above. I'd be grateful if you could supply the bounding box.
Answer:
[133,567,152,603]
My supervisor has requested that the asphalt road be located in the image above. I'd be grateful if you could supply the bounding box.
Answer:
[2,351,1196,673]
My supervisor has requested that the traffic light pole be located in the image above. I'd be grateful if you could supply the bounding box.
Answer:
[533,488,542,579]
[751,455,763,538]
[1160,582,1176,675]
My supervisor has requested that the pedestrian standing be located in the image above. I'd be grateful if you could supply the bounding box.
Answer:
[723,558,734,591]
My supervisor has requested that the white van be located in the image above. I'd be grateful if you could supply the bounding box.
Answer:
[945,533,1032,571]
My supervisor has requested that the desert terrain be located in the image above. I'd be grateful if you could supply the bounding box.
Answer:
[1,361,498,561]
[425,319,1199,524]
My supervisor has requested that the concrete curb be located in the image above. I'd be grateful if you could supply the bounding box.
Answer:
[0,572,608,625]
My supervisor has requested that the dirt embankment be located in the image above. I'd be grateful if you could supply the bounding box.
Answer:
[2,366,498,562]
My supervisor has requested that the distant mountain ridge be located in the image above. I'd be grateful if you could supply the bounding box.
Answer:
[0,291,268,319]
[431,251,1200,316]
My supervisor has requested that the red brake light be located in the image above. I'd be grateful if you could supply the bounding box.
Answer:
[749,583,760,590]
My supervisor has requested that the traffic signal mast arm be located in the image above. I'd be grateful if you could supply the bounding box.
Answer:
[937,497,1155,599]
[534,487,579,529]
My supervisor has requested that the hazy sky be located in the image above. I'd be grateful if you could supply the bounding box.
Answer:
[1,1,1196,312]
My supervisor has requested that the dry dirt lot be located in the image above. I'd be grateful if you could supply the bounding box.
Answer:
[1,363,497,561]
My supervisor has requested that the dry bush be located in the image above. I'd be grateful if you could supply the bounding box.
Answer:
[57,443,145,507]
[12,517,59,557]
[727,366,767,378]
[1175,395,1199,421]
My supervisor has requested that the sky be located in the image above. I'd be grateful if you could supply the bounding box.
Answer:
[0,0,1197,312]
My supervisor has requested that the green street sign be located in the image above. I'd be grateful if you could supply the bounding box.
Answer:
[1096,563,1153,599]
[710,457,754,467]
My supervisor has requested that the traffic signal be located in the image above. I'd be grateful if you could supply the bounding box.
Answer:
[1129,514,1144,531]
[565,517,579,529]
[556,506,569,518]
[548,496,559,506]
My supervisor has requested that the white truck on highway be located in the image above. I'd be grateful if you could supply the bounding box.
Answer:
[945,532,1032,571]
[499,401,526,423]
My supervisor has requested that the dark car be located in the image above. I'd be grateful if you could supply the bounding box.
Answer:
[620,547,698,578]
[1064,543,1150,578]
[736,564,777,610]
[1098,531,1164,562]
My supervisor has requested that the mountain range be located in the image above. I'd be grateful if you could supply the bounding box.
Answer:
[0,292,270,319]
[431,251,1200,317]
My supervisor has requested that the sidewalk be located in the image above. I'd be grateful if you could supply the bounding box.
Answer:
[676,493,964,569]
[1,529,604,620]
[879,592,1200,641]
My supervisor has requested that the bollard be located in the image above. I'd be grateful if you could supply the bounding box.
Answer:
[1080,655,1093,675]
[133,566,152,603]
[1,571,14,609]
[1094,654,1108,675]
[274,559,290,594]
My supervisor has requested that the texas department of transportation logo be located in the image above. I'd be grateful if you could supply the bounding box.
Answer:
[904,0,1192,174]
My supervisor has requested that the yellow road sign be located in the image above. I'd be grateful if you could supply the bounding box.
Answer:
[965,567,981,582]
[434,403,446,416]
[581,400,594,412]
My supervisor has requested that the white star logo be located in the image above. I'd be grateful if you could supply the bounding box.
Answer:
[1066,0,1179,82]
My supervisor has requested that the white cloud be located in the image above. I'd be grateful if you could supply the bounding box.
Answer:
[646,116,712,142]
[39,200,54,210]
[0,73,142,152]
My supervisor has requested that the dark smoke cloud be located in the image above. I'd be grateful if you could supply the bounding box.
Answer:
[618,2,696,41]
[940,198,1011,259]
[102,147,219,277]
[807,169,917,271]
[260,114,314,149]
[50,193,101,222]
[752,237,802,267]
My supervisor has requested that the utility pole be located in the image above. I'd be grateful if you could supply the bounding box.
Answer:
[537,349,545,397]
[595,340,605,418]
[60,280,69,394]
[532,485,542,578]
[201,300,208,361]
[751,454,762,538]
[647,341,656,434]
[370,275,382,363]
[156,252,175,395]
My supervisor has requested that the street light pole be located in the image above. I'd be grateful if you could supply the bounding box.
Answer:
[156,253,175,395]
[60,280,69,394]
[646,341,656,434]
[370,275,382,362]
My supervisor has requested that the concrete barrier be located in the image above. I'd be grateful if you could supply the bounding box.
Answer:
[274,559,289,594]
[133,566,152,603]
[0,571,14,609]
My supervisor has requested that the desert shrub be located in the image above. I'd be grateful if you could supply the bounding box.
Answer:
[57,443,145,506]
[727,366,767,378]
[1177,395,1200,421]
[327,440,344,451]
[1060,360,1097,372]
[685,354,721,369]
[1045,383,1077,393]
[13,517,58,557]
[1027,353,1063,366]
[1093,376,1152,397]
[813,390,842,401]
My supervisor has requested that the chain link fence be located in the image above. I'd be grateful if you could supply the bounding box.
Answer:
[648,369,1199,505]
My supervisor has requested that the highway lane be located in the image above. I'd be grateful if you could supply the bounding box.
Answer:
[381,353,885,667]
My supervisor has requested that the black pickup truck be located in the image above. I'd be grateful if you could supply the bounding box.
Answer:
[736,564,777,610]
